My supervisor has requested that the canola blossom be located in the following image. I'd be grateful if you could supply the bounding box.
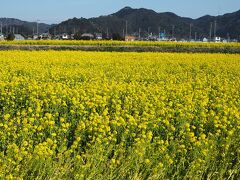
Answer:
[0,40,240,49]
[0,51,240,179]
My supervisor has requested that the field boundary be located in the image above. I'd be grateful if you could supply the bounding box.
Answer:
[0,44,240,53]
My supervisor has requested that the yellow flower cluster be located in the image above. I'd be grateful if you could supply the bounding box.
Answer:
[0,50,239,179]
[0,40,239,49]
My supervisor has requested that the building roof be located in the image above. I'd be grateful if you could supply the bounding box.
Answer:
[81,33,94,37]
[14,34,25,40]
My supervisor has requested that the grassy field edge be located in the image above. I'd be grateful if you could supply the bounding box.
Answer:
[0,44,240,53]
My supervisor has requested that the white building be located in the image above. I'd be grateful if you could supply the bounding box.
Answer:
[61,33,69,40]
[14,34,25,40]
[39,33,51,40]
[81,33,94,39]
[33,35,39,40]
[0,33,4,40]
[214,37,221,42]
[203,37,208,42]
[95,33,102,40]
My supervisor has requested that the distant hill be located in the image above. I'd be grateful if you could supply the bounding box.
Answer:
[1,7,240,40]
[0,18,52,37]
[194,10,240,39]
[49,7,240,40]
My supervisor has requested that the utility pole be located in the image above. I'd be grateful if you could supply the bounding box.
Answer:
[33,27,35,36]
[123,29,125,39]
[1,22,2,34]
[138,28,141,40]
[0,22,2,34]
[148,27,150,39]
[37,22,38,36]
[189,23,192,41]
[125,20,128,36]
[227,33,230,42]
[106,28,109,39]
[195,32,197,41]
[172,25,175,39]
[158,26,161,39]
[36,20,40,36]
[214,20,217,40]
[209,22,213,42]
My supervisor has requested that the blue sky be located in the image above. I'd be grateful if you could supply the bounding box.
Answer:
[1,0,240,24]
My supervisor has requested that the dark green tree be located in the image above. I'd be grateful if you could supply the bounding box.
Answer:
[6,33,15,41]
[112,33,123,40]
[73,32,82,40]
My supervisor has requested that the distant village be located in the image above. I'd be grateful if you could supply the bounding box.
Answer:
[0,28,239,43]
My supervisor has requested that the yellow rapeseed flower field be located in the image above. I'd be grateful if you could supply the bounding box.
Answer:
[0,51,240,179]
[1,40,240,48]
